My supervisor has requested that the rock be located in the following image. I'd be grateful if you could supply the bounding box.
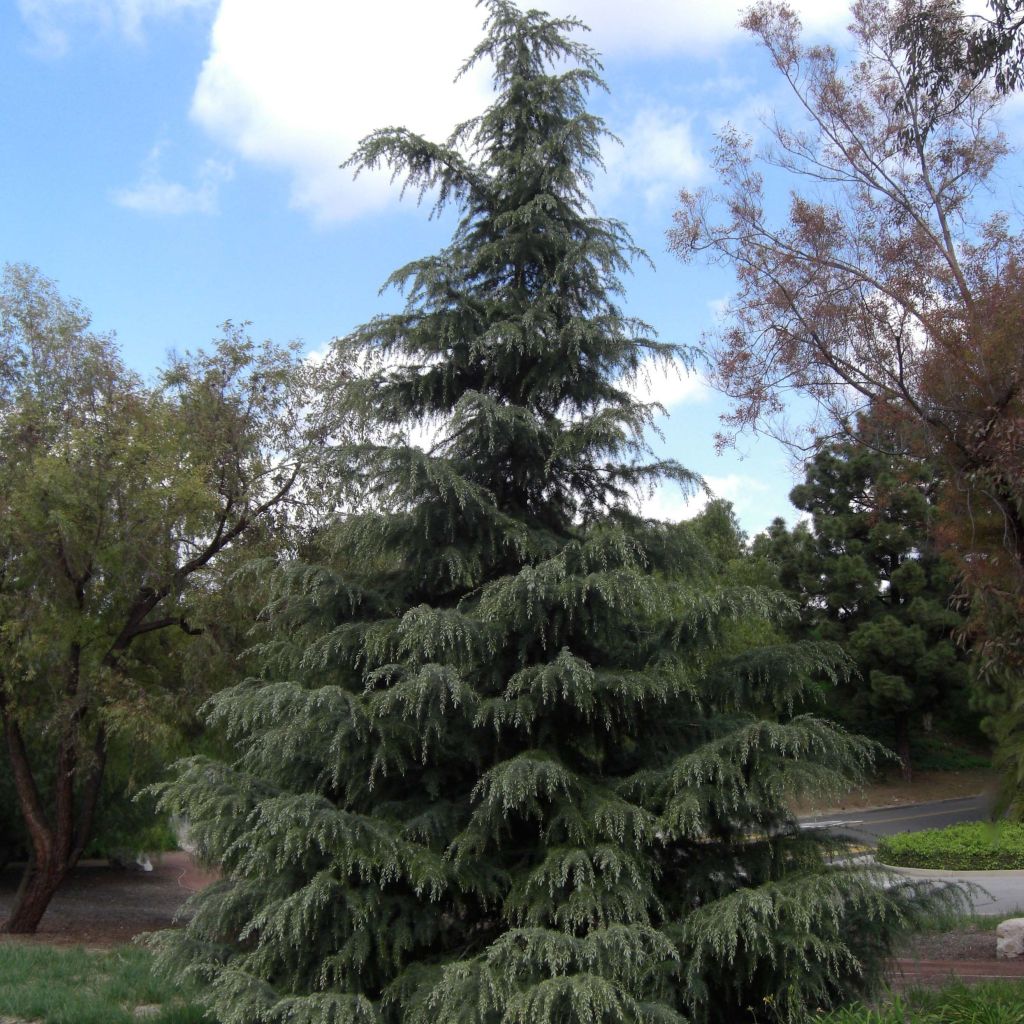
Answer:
[996,918,1024,959]
[132,1006,163,1019]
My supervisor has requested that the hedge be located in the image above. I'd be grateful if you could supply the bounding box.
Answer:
[876,821,1024,871]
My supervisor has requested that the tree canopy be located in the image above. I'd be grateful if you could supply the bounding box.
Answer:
[752,437,973,780]
[0,264,314,933]
[670,0,1024,813]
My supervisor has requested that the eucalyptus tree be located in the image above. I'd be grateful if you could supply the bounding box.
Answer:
[155,5,956,1022]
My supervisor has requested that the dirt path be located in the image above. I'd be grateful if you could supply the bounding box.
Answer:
[0,852,216,948]
[892,957,1024,986]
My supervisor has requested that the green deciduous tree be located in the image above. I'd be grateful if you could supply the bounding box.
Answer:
[752,438,973,781]
[153,6,958,1022]
[0,264,313,934]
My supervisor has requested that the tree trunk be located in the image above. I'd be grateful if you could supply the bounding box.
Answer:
[895,715,913,784]
[0,692,107,934]
[0,857,67,934]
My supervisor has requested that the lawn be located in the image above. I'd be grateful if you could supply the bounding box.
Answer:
[3,934,1021,1024]
[0,943,206,1024]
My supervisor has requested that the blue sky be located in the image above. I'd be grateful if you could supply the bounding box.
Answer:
[4,0,1018,534]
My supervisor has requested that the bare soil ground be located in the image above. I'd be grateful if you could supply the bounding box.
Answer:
[0,852,216,949]
[793,767,1000,815]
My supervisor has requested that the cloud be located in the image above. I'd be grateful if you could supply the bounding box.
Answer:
[599,109,704,209]
[636,481,706,523]
[185,0,856,226]
[636,472,769,523]
[113,145,233,214]
[188,0,491,225]
[18,0,213,56]
[545,0,851,55]
[626,358,709,409]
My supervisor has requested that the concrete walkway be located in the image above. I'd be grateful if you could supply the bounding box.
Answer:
[883,864,1024,916]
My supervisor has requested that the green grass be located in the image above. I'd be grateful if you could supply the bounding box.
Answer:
[878,822,1024,871]
[817,981,1024,1022]
[0,943,208,1024]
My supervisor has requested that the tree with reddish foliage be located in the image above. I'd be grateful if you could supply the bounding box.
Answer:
[670,0,1024,811]
[0,265,312,933]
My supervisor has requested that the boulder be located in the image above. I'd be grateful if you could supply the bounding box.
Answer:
[996,918,1024,959]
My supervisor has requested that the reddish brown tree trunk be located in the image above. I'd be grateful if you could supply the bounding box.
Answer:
[1,857,68,934]
[0,684,106,935]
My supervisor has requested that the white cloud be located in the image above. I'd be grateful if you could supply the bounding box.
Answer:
[185,0,855,227]
[636,472,769,523]
[113,145,233,215]
[600,109,704,209]
[705,473,769,505]
[18,0,213,56]
[546,0,851,55]
[188,0,491,225]
[636,481,706,523]
[627,357,709,409]
[707,296,729,320]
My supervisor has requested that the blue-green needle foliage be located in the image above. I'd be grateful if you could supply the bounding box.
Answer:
[152,5,962,1022]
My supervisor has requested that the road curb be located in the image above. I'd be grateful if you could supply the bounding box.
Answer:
[880,864,1024,880]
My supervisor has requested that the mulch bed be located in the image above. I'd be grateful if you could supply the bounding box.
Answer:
[0,852,216,948]
[890,925,1024,989]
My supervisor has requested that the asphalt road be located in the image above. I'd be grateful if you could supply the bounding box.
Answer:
[799,792,993,846]
[800,792,1024,915]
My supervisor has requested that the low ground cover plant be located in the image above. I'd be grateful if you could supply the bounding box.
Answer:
[0,944,206,1024]
[877,822,1024,870]
[818,980,1024,1022]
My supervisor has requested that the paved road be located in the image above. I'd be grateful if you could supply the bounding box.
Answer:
[799,793,993,846]
[799,793,1024,916]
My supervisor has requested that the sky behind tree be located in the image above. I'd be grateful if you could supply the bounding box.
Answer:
[4,0,1021,531]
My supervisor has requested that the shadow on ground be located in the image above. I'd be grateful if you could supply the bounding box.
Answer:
[0,852,215,947]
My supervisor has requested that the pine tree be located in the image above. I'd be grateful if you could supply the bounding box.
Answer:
[154,5,959,1021]
[752,437,975,782]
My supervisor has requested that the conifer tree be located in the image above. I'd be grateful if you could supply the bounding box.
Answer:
[155,5,959,1021]
[752,438,974,782]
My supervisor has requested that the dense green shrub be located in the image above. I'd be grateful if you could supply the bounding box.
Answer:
[907,736,991,773]
[877,821,1024,870]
